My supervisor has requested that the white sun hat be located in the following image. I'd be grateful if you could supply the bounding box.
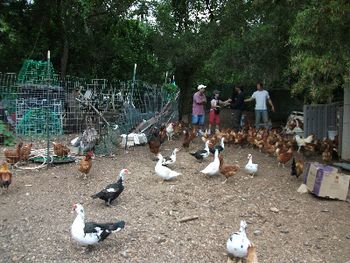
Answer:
[197,84,207,90]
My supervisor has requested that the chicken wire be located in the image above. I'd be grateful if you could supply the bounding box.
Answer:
[0,71,179,155]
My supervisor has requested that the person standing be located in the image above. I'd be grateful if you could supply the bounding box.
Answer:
[192,84,207,133]
[208,90,231,134]
[231,85,245,131]
[244,82,275,129]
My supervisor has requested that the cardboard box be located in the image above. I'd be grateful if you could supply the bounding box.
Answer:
[304,162,350,201]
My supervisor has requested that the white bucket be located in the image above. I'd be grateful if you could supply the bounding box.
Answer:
[328,130,338,140]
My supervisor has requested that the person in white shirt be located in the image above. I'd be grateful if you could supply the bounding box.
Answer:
[244,82,275,129]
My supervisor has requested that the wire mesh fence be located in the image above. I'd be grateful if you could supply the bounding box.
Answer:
[0,63,179,155]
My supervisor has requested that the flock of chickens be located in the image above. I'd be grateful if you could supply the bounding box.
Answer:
[0,120,339,262]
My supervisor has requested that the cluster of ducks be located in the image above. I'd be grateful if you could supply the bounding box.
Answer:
[154,137,258,183]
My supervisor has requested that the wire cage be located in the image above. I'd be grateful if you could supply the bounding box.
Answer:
[0,62,179,155]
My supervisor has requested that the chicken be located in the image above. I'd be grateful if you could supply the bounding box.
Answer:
[291,157,304,178]
[219,154,240,183]
[0,162,12,191]
[53,142,70,157]
[158,125,167,144]
[4,142,23,165]
[148,128,162,158]
[277,147,293,168]
[246,244,259,263]
[20,142,33,161]
[295,134,314,152]
[166,122,174,141]
[78,151,93,179]
[91,169,128,206]
[182,129,193,150]
[322,144,332,163]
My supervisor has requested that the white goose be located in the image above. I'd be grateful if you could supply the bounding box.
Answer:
[245,154,258,178]
[155,153,181,181]
[227,220,251,259]
[200,149,220,176]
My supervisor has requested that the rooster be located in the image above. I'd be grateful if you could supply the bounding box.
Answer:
[291,157,304,178]
[78,151,93,179]
[295,134,314,152]
[0,162,12,191]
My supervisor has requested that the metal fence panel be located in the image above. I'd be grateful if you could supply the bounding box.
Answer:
[303,102,342,139]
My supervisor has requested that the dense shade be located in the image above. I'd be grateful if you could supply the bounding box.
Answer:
[0,0,348,110]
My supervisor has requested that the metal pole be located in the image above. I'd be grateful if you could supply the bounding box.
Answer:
[46,50,50,167]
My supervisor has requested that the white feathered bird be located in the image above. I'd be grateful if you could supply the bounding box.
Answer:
[162,148,180,166]
[245,154,258,178]
[155,153,181,180]
[227,220,251,259]
[166,122,174,141]
[70,203,125,247]
[200,149,220,176]
[295,134,314,152]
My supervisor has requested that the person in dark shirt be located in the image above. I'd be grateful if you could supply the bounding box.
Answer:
[231,85,245,131]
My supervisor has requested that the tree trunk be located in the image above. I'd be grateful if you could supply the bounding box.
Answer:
[60,35,69,79]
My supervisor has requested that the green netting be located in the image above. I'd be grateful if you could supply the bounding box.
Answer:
[17,59,59,85]
[16,108,63,136]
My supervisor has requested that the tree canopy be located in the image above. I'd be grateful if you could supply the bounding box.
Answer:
[0,0,349,107]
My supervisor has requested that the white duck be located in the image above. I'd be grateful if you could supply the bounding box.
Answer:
[200,149,220,176]
[70,203,125,247]
[155,153,181,181]
[245,154,258,178]
[162,148,180,166]
[227,220,251,259]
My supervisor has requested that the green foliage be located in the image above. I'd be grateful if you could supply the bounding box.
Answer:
[0,121,16,146]
[289,0,350,103]
[0,0,348,107]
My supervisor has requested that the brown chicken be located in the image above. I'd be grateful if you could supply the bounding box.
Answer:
[277,147,293,168]
[182,129,192,150]
[291,157,304,178]
[148,128,162,159]
[322,144,332,163]
[4,142,23,165]
[78,151,93,179]
[20,142,33,161]
[53,142,70,157]
[246,244,259,263]
[0,162,12,191]
[219,154,240,183]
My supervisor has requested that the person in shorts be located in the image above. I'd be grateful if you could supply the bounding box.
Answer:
[192,84,207,134]
[208,90,231,134]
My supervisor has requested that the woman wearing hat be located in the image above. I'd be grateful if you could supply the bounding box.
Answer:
[208,90,231,134]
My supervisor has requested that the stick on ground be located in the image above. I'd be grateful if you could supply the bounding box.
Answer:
[178,215,199,223]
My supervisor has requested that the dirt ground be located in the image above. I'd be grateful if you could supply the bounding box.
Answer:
[1,134,350,263]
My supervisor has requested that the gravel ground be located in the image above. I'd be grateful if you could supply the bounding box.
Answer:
[1,137,350,263]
